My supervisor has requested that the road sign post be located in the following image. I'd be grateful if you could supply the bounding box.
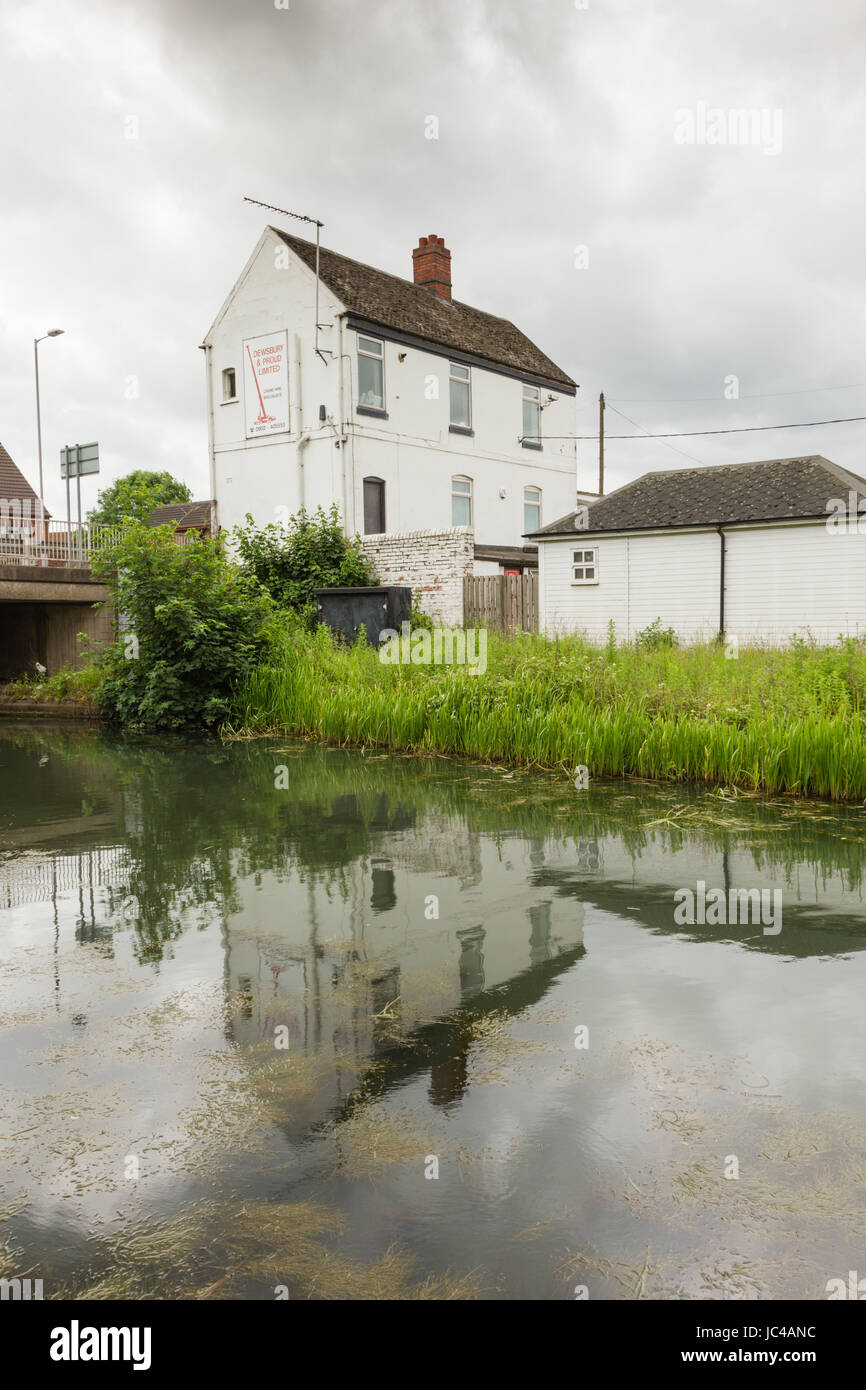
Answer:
[60,443,99,563]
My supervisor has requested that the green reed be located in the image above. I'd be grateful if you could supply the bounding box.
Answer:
[231,625,866,801]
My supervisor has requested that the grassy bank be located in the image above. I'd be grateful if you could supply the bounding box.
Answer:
[230,625,866,801]
[0,666,100,703]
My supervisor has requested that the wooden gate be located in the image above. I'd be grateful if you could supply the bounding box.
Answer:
[462,572,538,633]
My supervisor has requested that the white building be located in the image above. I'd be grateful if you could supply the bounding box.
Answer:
[531,455,866,645]
[202,226,578,577]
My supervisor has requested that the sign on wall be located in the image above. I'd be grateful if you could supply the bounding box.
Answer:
[243,331,290,438]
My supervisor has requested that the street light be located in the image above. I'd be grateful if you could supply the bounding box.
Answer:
[34,328,64,555]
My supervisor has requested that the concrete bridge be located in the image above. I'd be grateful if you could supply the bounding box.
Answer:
[0,564,114,679]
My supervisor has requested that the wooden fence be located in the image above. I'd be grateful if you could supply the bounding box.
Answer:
[462,572,538,634]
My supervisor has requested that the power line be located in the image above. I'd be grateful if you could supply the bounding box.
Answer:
[546,413,866,441]
[605,403,705,465]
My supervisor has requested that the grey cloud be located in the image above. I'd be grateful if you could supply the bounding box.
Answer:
[1,0,865,517]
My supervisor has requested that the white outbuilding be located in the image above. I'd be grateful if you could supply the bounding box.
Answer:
[529,455,866,646]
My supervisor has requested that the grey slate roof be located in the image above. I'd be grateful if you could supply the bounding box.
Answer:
[0,440,50,518]
[148,501,213,530]
[273,228,576,392]
[531,456,866,537]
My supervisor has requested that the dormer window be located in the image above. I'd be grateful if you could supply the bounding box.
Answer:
[222,367,237,401]
[357,336,385,413]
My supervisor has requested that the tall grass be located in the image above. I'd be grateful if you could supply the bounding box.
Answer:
[231,626,866,801]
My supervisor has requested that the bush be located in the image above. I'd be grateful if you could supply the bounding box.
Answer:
[233,506,374,629]
[635,617,678,650]
[92,523,274,729]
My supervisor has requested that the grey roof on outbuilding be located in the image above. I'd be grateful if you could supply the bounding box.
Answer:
[530,456,866,537]
[273,228,576,392]
[148,501,214,530]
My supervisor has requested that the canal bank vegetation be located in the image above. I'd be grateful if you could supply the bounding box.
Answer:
[231,621,866,801]
[53,518,866,798]
[1,664,100,703]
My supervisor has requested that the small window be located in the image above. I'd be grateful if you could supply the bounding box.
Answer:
[452,476,472,527]
[222,367,237,401]
[524,486,541,533]
[358,335,385,410]
[522,384,540,442]
[572,547,598,584]
[363,477,386,534]
[449,362,471,429]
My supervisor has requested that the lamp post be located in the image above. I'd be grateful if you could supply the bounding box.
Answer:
[34,329,64,557]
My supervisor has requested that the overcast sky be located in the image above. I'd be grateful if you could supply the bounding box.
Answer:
[2,0,865,520]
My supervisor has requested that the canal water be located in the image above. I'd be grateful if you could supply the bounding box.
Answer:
[1,724,865,1300]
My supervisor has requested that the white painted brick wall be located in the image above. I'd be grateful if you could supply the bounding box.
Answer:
[360,527,473,626]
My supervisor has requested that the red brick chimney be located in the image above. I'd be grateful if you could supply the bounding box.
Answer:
[412,234,452,301]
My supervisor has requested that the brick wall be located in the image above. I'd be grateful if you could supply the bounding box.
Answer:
[360,527,473,626]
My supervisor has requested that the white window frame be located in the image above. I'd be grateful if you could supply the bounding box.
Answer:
[571,546,598,585]
[522,384,541,442]
[357,335,385,411]
[451,475,473,527]
[221,367,237,402]
[523,486,541,532]
[449,361,472,430]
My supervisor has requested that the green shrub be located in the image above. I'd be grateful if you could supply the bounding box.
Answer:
[635,617,679,650]
[233,506,374,629]
[92,523,274,730]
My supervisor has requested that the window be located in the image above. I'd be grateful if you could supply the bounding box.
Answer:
[451,476,472,526]
[363,477,386,534]
[572,547,598,584]
[524,486,541,533]
[449,362,471,430]
[522,384,541,444]
[222,367,237,401]
[357,335,385,411]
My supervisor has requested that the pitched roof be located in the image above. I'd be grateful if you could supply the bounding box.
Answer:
[148,501,213,529]
[0,440,50,519]
[272,228,576,392]
[532,455,866,537]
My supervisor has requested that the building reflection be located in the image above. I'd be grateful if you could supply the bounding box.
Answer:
[220,790,585,1135]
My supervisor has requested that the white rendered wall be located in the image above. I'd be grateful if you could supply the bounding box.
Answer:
[204,229,577,548]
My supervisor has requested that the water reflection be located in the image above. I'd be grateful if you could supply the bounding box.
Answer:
[2,725,866,1299]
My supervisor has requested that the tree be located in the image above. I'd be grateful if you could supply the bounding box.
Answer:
[92,523,274,730]
[233,506,374,629]
[88,471,192,527]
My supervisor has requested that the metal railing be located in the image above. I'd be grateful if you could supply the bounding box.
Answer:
[0,520,195,568]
